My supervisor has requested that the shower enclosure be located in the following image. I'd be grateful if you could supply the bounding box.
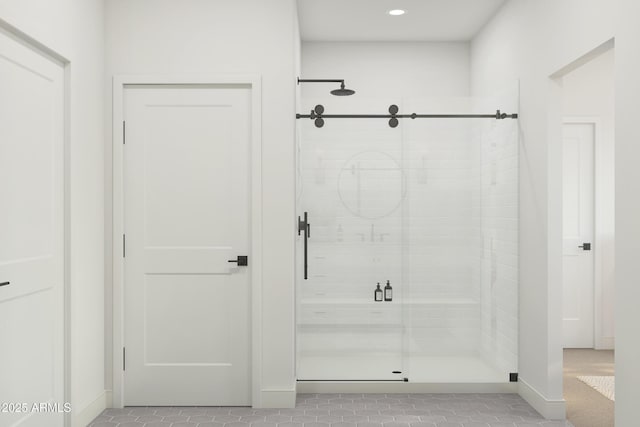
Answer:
[295,86,519,384]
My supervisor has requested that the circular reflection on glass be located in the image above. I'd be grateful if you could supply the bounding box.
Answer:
[337,151,406,219]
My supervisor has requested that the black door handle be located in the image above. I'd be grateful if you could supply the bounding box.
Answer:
[578,243,591,251]
[298,212,310,280]
[0,281,9,287]
[228,256,248,266]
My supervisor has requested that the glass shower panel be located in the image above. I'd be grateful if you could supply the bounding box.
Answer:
[402,88,519,383]
[296,97,406,381]
[476,86,519,382]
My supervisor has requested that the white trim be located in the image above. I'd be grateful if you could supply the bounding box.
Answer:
[600,336,615,349]
[111,74,263,407]
[550,39,615,80]
[72,390,110,427]
[259,389,297,408]
[563,116,610,350]
[62,61,72,427]
[0,17,69,64]
[518,378,566,420]
[297,382,518,394]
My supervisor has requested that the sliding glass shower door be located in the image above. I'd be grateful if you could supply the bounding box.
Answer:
[295,86,519,383]
[296,97,406,381]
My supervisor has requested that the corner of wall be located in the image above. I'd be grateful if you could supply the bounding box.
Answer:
[258,388,297,409]
[518,379,566,420]
[72,390,111,427]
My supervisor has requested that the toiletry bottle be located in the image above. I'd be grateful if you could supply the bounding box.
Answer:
[384,280,393,301]
[374,283,383,302]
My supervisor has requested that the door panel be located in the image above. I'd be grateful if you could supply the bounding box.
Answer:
[295,109,405,381]
[0,30,65,427]
[562,123,595,348]
[124,85,251,405]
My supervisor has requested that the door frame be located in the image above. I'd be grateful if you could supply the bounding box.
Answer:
[111,74,263,407]
[562,117,605,349]
[0,19,71,426]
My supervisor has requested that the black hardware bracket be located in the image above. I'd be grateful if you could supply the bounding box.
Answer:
[579,243,591,251]
[510,372,519,382]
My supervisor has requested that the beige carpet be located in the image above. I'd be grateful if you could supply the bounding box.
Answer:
[577,375,615,401]
[564,349,615,427]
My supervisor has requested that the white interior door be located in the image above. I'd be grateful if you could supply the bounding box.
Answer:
[123,85,252,406]
[0,30,65,426]
[562,123,595,348]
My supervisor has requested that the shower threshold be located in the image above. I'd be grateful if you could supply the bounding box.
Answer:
[298,354,509,384]
[296,380,517,394]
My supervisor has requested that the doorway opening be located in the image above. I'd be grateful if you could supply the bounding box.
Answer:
[559,44,615,427]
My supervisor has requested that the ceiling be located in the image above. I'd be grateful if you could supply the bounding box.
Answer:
[297,0,507,42]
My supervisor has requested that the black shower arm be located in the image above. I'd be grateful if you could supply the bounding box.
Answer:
[297,78,345,85]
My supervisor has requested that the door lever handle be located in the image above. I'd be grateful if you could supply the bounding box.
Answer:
[228,256,248,266]
[0,281,9,287]
[578,243,591,250]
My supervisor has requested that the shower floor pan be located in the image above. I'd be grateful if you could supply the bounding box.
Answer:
[297,354,516,393]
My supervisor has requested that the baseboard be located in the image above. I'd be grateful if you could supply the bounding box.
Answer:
[297,382,518,394]
[72,390,110,427]
[258,389,296,408]
[518,379,566,420]
[597,336,615,350]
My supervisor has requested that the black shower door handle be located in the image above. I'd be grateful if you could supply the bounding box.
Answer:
[298,212,310,280]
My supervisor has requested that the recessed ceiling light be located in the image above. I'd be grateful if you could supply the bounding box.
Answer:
[388,9,406,16]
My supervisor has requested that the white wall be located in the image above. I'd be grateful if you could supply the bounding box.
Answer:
[0,1,106,425]
[104,0,299,407]
[614,0,640,424]
[472,0,640,423]
[301,42,469,99]
[562,48,615,348]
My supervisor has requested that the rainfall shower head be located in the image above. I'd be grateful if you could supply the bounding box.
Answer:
[297,77,356,96]
[330,82,356,96]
